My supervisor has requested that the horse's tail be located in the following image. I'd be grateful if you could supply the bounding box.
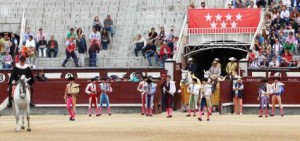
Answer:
[0,97,9,112]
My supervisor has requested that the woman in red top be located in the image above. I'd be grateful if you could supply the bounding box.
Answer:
[159,42,171,67]
[281,49,293,67]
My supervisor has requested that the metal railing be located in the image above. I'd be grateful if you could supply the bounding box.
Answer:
[172,13,187,63]
[0,6,23,18]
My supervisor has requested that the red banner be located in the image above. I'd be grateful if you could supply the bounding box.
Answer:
[188,9,260,33]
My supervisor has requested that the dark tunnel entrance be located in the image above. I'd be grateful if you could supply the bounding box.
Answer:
[190,48,248,79]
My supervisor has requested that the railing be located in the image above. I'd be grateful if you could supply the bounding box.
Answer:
[0,6,23,18]
[188,27,256,46]
[247,9,265,59]
[173,14,187,63]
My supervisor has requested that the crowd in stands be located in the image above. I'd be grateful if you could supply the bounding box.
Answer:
[0,15,114,69]
[133,26,178,67]
[247,0,300,68]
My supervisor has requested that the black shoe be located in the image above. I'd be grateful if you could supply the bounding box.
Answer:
[265,115,268,118]
[186,114,191,117]
[75,65,80,67]
[30,102,35,107]
[96,114,101,117]
[141,113,145,115]
[198,117,202,121]
[270,114,274,117]
[207,118,210,121]
[89,114,92,117]
[193,114,196,117]
[258,115,263,118]
[69,117,72,121]
[7,101,12,107]
[62,64,65,67]
[281,114,284,117]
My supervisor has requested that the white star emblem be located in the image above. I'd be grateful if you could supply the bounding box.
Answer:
[235,13,242,21]
[215,14,222,21]
[221,21,227,28]
[230,21,237,28]
[210,21,217,28]
[205,13,212,21]
[225,13,232,21]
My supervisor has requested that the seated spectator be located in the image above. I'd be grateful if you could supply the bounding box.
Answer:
[2,51,13,69]
[272,38,283,56]
[22,27,34,44]
[280,49,293,67]
[247,0,256,8]
[47,35,58,58]
[280,5,290,25]
[66,28,77,40]
[154,40,161,66]
[250,57,260,67]
[248,49,256,64]
[159,41,171,67]
[93,16,102,32]
[278,32,286,46]
[168,29,175,40]
[227,3,233,9]
[145,41,157,66]
[282,0,292,11]
[3,34,11,53]
[38,36,47,58]
[260,56,269,67]
[290,60,298,67]
[62,36,79,67]
[167,38,174,58]
[25,35,36,66]
[148,28,158,42]
[257,51,264,63]
[256,0,266,8]
[36,28,47,51]
[103,15,114,37]
[290,7,299,20]
[271,14,284,30]
[269,57,280,67]
[277,1,284,11]
[283,32,296,52]
[134,34,147,57]
[89,27,101,45]
[101,29,110,50]
[35,71,48,82]
[189,2,195,8]
[77,34,87,67]
[88,39,100,67]
[159,26,166,40]
[236,0,245,8]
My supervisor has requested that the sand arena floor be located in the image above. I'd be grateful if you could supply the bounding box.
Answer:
[0,112,299,141]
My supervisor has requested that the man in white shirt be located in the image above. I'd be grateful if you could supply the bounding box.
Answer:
[162,75,176,118]
[280,5,290,24]
[186,78,201,117]
[89,27,101,45]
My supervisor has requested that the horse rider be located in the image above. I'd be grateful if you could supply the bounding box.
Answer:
[208,60,221,92]
[8,56,35,107]
[226,57,238,77]
[185,58,197,75]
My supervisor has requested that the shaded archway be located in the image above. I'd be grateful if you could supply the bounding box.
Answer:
[0,32,20,44]
[191,48,247,79]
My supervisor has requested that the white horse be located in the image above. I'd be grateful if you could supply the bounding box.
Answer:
[0,75,31,132]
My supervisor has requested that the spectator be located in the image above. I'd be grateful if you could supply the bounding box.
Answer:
[248,49,256,64]
[199,2,207,9]
[227,3,233,9]
[290,60,298,67]
[145,41,157,66]
[290,7,299,20]
[226,0,237,8]
[168,29,175,40]
[256,0,266,8]
[236,0,245,8]
[66,28,77,40]
[278,32,286,46]
[254,40,262,51]
[167,39,174,58]
[283,32,296,52]
[282,0,291,11]
[159,41,171,67]
[273,38,283,56]
[148,28,158,41]
[260,56,269,67]
[3,34,11,53]
[159,26,166,40]
[35,71,48,82]
[25,35,36,64]
[76,28,83,39]
[282,49,293,62]
[269,56,280,67]
[9,33,18,59]
[2,51,13,69]
[36,28,46,51]
[89,27,101,45]
[134,34,147,57]
[154,40,161,66]
[189,2,195,8]
[23,27,34,44]
[61,36,79,67]
[103,15,114,38]
[47,35,58,58]
[77,34,87,67]
[280,5,290,25]
[88,39,100,67]
[250,57,260,67]
[292,0,300,11]
[277,1,284,11]
[271,14,284,30]
[101,29,110,50]
[92,16,102,32]
[38,36,47,58]
[248,0,257,8]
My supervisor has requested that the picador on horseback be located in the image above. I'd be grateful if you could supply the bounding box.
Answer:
[8,56,35,107]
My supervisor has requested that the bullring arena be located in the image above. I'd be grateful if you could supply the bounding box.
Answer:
[2,0,300,140]
[0,113,299,141]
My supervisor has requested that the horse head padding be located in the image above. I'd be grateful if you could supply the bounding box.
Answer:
[20,75,31,82]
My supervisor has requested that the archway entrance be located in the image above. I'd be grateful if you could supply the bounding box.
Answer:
[190,48,247,78]
[0,32,20,43]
